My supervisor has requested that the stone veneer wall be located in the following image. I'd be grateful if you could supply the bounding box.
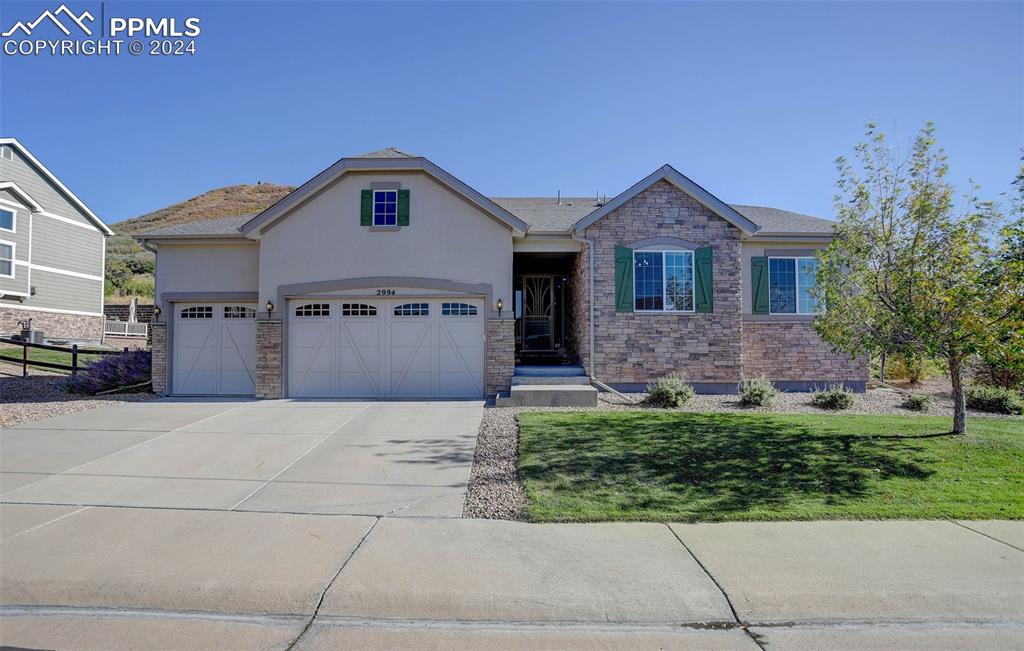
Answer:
[568,249,590,371]
[0,305,104,341]
[742,320,868,386]
[150,322,167,395]
[485,318,515,395]
[256,320,283,399]
[580,180,743,387]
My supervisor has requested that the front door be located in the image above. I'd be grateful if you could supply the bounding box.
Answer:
[521,275,555,352]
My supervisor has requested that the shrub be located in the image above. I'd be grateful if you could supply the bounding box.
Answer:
[739,376,777,407]
[810,385,855,410]
[886,355,943,384]
[965,386,1024,415]
[65,350,152,395]
[646,374,695,408]
[901,393,933,412]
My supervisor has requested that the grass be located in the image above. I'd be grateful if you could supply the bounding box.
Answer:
[0,347,105,373]
[517,411,1024,523]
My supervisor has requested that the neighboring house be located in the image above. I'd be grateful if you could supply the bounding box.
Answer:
[138,147,866,399]
[0,138,113,340]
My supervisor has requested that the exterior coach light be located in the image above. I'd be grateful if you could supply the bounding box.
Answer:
[496,298,503,316]
[266,300,274,317]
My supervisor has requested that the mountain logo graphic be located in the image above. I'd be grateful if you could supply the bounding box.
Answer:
[2,4,95,37]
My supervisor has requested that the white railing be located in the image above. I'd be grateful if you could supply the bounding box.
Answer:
[104,320,149,338]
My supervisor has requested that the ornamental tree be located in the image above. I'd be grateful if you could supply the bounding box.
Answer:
[813,122,1017,434]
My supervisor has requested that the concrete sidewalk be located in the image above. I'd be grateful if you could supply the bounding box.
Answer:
[1,508,1021,650]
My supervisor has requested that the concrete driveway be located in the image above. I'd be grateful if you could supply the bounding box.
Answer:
[2,400,1022,649]
[0,398,482,517]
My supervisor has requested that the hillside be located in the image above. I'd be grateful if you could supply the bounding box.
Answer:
[105,183,293,302]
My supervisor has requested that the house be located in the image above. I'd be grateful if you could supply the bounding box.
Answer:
[137,147,866,399]
[0,138,113,340]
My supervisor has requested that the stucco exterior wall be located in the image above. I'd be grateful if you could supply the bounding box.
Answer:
[579,180,743,390]
[155,243,260,301]
[257,172,512,312]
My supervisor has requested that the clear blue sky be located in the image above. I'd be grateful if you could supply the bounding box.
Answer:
[1,1,1020,224]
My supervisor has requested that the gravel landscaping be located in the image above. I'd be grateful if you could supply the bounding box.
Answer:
[462,382,1022,520]
[0,362,155,429]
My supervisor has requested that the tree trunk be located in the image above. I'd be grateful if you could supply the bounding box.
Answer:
[949,356,966,434]
[879,352,887,383]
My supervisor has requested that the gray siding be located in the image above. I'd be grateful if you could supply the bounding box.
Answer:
[32,216,104,275]
[0,254,29,295]
[23,268,103,314]
[0,147,95,226]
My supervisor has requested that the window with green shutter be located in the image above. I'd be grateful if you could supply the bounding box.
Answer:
[751,256,769,314]
[694,246,713,313]
[360,190,373,226]
[614,246,634,312]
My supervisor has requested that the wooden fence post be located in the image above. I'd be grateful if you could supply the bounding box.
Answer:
[72,344,79,377]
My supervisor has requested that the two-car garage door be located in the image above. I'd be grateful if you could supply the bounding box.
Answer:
[288,297,484,398]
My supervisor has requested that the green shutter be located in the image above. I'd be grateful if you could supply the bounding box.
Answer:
[614,245,634,313]
[397,189,410,226]
[751,256,769,314]
[695,246,713,313]
[360,190,373,226]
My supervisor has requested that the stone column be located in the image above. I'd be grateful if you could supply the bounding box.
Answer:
[256,319,283,399]
[150,321,167,395]
[485,318,515,396]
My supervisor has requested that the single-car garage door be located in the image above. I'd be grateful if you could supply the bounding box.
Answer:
[288,297,484,398]
[173,303,257,395]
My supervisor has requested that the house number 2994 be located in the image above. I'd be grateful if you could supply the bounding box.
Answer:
[376,289,396,296]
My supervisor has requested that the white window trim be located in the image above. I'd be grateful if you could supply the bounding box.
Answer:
[0,238,16,278]
[633,249,696,313]
[767,256,821,315]
[0,206,15,234]
[372,189,398,227]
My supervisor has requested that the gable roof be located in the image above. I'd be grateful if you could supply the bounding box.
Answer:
[0,137,114,236]
[573,164,759,236]
[0,181,44,212]
[240,153,529,237]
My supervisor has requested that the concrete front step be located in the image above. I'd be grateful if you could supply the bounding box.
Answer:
[511,375,591,386]
[497,383,599,408]
[514,365,587,377]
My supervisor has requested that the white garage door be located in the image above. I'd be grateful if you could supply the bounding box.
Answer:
[288,297,484,398]
[173,303,257,395]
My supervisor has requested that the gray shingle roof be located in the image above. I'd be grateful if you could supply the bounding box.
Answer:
[729,204,834,235]
[490,198,603,233]
[137,199,834,238]
[137,214,252,237]
[351,147,418,159]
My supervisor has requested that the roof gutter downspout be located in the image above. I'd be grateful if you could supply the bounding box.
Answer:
[570,230,595,379]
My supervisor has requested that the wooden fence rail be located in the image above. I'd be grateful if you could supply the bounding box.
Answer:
[0,337,129,378]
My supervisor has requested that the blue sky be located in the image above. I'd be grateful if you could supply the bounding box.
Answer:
[1,1,1020,224]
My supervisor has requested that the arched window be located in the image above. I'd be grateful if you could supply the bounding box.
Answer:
[341,303,377,316]
[441,302,477,316]
[180,306,213,319]
[294,303,330,317]
[393,303,429,316]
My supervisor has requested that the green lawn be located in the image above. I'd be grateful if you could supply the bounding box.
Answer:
[517,411,1023,523]
[0,347,105,373]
